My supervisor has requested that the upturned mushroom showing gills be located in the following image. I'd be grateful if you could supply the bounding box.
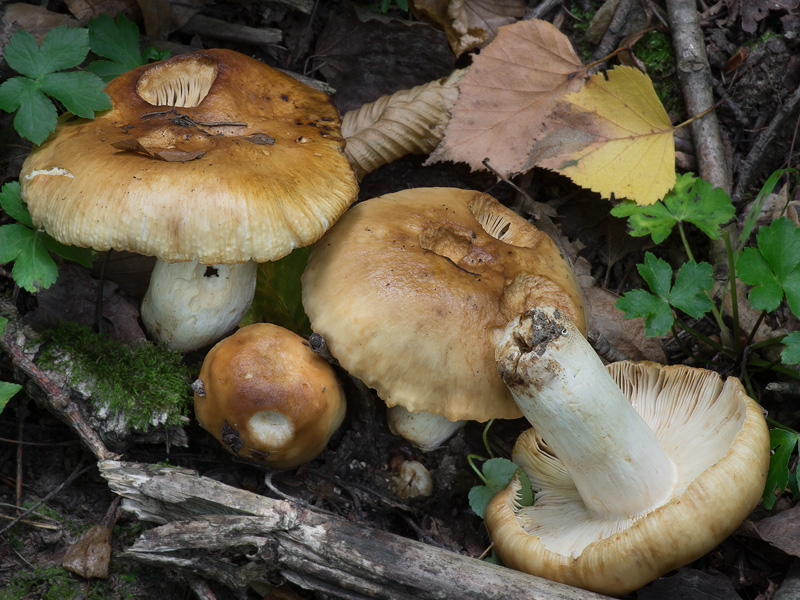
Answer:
[301,187,586,450]
[486,306,770,596]
[19,49,358,351]
[193,323,346,469]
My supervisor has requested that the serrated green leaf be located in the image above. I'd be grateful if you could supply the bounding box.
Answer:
[781,332,800,364]
[10,82,58,145]
[637,252,672,299]
[0,182,33,228]
[669,261,713,318]
[40,71,111,118]
[0,225,58,292]
[0,223,31,263]
[738,247,783,312]
[758,218,800,280]
[41,235,94,268]
[468,485,496,519]
[241,247,312,335]
[38,26,90,74]
[0,381,23,413]
[85,60,129,83]
[88,14,142,69]
[764,428,800,510]
[142,46,171,63]
[610,199,675,244]
[4,29,43,78]
[784,271,800,318]
[0,77,31,112]
[616,289,673,336]
[610,173,734,244]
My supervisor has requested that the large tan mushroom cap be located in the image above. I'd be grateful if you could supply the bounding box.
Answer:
[485,361,770,596]
[194,323,346,469]
[301,187,585,422]
[20,49,358,264]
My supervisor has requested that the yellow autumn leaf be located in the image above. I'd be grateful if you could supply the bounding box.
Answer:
[528,65,676,206]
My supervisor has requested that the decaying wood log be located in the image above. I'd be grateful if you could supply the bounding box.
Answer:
[100,460,613,600]
[0,298,187,457]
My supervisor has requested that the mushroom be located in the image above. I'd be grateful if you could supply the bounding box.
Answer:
[301,187,585,450]
[193,323,346,468]
[19,49,358,351]
[486,306,771,596]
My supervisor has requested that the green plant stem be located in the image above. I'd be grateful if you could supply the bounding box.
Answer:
[673,318,726,353]
[767,418,800,435]
[670,324,720,366]
[678,221,727,334]
[723,230,742,356]
[467,454,488,484]
[743,310,768,350]
[482,419,495,458]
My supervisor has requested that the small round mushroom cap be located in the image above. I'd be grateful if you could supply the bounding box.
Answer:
[485,361,770,596]
[301,187,585,422]
[20,49,358,264]
[193,323,346,468]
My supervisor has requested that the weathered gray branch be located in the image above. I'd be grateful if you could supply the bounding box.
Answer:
[100,460,613,600]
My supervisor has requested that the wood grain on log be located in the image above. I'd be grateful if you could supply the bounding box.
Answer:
[100,460,613,600]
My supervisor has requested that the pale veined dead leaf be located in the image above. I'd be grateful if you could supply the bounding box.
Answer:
[342,69,466,180]
[426,19,587,178]
[527,66,675,206]
[410,0,526,56]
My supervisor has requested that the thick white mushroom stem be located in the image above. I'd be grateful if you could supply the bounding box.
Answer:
[386,405,466,452]
[495,306,678,519]
[141,259,257,352]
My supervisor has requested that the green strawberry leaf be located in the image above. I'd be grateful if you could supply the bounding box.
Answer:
[241,247,312,335]
[781,332,800,365]
[739,169,790,252]
[738,218,800,316]
[611,173,735,244]
[41,235,94,268]
[0,182,33,227]
[6,27,90,78]
[764,428,800,510]
[40,71,111,118]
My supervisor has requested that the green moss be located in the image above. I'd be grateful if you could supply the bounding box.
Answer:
[0,565,138,600]
[570,1,601,62]
[38,321,192,430]
[635,31,683,116]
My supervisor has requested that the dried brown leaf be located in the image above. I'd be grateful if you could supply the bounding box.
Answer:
[426,19,586,177]
[62,524,112,579]
[342,69,466,180]
[411,0,526,56]
[111,138,206,162]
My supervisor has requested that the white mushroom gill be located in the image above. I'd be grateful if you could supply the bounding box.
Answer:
[496,307,720,557]
[136,58,218,108]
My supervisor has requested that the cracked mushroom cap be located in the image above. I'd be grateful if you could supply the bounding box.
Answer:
[301,187,585,422]
[19,49,358,265]
[193,323,346,468]
[485,361,770,596]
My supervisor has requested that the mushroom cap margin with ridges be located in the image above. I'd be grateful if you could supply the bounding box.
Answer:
[301,187,586,422]
[19,49,359,265]
[484,361,770,596]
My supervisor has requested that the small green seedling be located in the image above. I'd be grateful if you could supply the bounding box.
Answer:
[468,456,533,520]
[0,182,94,292]
[0,317,23,413]
[0,26,110,145]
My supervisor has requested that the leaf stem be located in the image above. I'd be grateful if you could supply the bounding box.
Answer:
[723,230,741,356]
[673,318,725,353]
[482,419,495,458]
[467,454,488,485]
[678,222,727,334]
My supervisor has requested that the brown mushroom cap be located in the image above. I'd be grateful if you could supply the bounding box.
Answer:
[193,323,346,468]
[485,361,770,596]
[301,187,585,422]
[20,49,358,264]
